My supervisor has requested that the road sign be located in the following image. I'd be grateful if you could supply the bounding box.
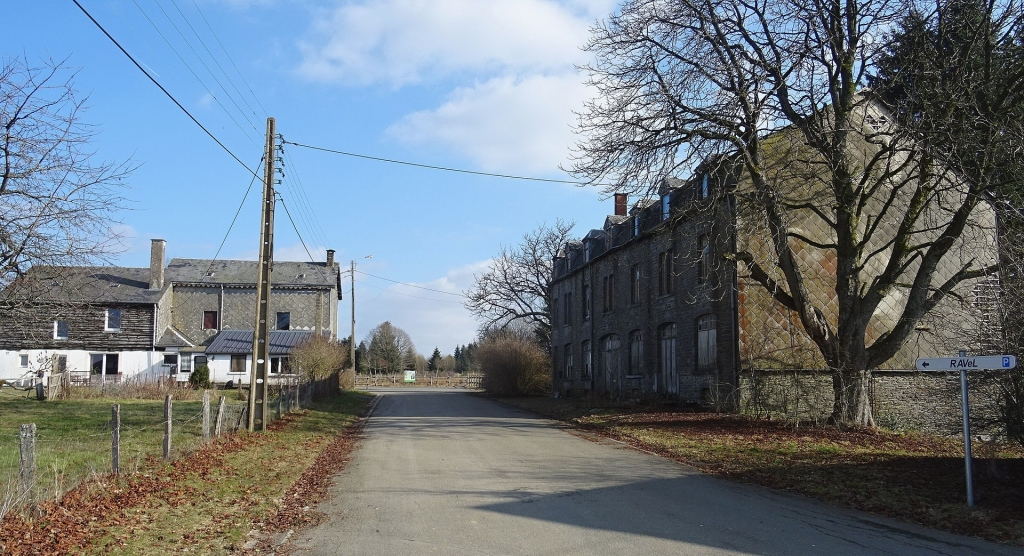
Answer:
[915,355,1016,371]
[915,353,1018,507]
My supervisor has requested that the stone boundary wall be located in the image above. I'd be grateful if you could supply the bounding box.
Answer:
[737,369,1003,436]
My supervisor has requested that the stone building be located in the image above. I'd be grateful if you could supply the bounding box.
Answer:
[0,239,341,384]
[550,148,1000,412]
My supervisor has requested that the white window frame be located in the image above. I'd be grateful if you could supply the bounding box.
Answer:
[54,320,68,340]
[105,308,122,332]
[19,354,29,368]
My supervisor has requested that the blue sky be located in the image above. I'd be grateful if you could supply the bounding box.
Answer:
[5,0,622,355]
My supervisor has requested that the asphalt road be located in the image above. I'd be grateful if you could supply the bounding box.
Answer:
[289,388,1023,556]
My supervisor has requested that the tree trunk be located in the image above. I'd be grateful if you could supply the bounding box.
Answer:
[831,368,875,427]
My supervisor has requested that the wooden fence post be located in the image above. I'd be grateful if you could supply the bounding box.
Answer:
[19,423,35,506]
[202,390,211,442]
[294,378,301,411]
[111,404,120,474]
[277,388,282,419]
[163,394,172,460]
[215,396,226,436]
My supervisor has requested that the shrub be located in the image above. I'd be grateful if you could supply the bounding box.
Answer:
[189,365,211,390]
[477,332,551,396]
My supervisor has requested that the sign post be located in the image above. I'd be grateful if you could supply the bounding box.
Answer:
[915,353,1016,507]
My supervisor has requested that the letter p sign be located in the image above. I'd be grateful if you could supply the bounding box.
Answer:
[1004,356,1012,368]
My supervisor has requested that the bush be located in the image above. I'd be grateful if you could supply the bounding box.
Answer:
[189,365,211,390]
[477,332,551,396]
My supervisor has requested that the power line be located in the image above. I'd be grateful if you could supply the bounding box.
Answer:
[353,278,465,305]
[189,0,269,117]
[72,0,260,180]
[281,140,602,186]
[130,0,261,146]
[168,0,264,125]
[354,269,466,298]
[209,156,265,265]
[277,193,318,264]
[280,143,330,248]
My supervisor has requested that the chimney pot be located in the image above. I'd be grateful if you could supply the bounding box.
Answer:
[326,249,335,267]
[614,193,628,216]
[150,239,166,290]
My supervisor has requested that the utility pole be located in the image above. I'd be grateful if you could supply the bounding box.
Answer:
[350,260,356,378]
[248,117,275,432]
[349,255,371,378]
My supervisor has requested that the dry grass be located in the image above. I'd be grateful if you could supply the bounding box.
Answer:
[62,378,210,401]
[0,391,372,555]
[498,395,1024,546]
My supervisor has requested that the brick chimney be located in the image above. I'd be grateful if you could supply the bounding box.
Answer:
[614,193,628,216]
[150,239,166,290]
[326,249,335,267]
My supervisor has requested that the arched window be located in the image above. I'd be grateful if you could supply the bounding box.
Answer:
[697,314,718,371]
[628,329,643,376]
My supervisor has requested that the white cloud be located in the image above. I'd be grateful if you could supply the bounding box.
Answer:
[387,73,589,173]
[351,260,489,353]
[297,0,603,86]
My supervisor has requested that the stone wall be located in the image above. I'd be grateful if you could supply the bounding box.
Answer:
[737,369,1003,436]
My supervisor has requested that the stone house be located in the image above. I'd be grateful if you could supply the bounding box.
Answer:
[0,239,341,384]
[550,139,1000,413]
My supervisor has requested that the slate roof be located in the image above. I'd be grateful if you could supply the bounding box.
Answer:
[205,330,313,355]
[166,259,339,289]
[155,327,194,348]
[1,266,162,304]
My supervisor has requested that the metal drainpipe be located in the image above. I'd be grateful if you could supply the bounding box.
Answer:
[729,194,741,400]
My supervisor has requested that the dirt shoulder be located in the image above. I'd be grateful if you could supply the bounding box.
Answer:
[0,391,374,555]
[494,395,1024,546]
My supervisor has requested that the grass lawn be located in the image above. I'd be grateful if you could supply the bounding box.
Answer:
[0,390,373,555]
[497,395,1024,546]
[0,387,248,507]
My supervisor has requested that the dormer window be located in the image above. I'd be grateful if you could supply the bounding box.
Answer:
[661,194,671,221]
[584,241,592,262]
[633,216,640,237]
[295,274,306,280]
[699,174,710,199]
[205,272,216,278]
[54,320,68,340]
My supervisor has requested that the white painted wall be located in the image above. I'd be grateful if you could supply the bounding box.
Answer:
[0,349,163,382]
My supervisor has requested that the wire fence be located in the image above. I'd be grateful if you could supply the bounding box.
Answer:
[0,381,314,521]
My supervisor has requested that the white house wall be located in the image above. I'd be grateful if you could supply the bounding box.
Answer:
[0,349,164,382]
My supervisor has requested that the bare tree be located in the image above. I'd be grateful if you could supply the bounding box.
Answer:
[364,321,417,374]
[465,220,574,347]
[0,57,131,305]
[570,0,1020,426]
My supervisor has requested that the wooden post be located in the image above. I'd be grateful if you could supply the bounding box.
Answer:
[19,423,35,505]
[111,404,120,474]
[294,377,301,411]
[202,390,211,442]
[163,394,172,460]
[277,388,282,419]
[215,396,226,436]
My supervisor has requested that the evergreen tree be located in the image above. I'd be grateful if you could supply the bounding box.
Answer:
[428,347,441,373]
